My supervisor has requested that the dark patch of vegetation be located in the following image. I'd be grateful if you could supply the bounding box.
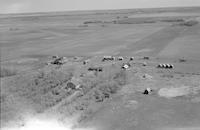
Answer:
[112,17,195,25]
[116,19,157,24]
[0,92,22,127]
[113,70,127,85]
[83,20,113,25]
[143,56,150,60]
[161,74,174,78]
[0,94,6,104]
[98,81,119,95]
[161,19,184,23]
[179,58,187,63]
[179,20,199,26]
[71,79,122,123]
[9,28,19,31]
[83,20,103,24]
[143,21,156,23]
[0,68,17,78]
[6,62,128,117]
[66,82,76,89]
[78,24,89,27]
[101,24,106,27]
[58,66,128,118]
[113,20,117,24]
[74,81,121,122]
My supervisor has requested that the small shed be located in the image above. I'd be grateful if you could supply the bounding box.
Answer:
[118,56,124,61]
[130,57,134,61]
[122,63,131,69]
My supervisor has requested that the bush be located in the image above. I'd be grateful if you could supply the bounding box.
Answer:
[98,81,119,94]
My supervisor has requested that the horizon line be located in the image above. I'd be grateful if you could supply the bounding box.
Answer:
[0,5,200,16]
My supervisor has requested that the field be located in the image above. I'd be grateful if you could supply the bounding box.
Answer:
[1,7,200,130]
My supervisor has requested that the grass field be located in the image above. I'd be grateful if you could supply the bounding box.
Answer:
[1,6,200,130]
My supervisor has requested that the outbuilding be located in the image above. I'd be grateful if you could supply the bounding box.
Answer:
[130,57,134,61]
[143,88,153,95]
[102,56,115,61]
[83,59,90,65]
[88,67,103,72]
[157,64,174,69]
[118,56,124,61]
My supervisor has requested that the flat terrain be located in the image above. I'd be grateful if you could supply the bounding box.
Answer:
[1,7,200,130]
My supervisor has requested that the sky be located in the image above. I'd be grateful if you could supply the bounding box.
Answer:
[0,0,200,14]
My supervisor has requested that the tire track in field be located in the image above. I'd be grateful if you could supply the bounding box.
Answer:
[119,25,187,56]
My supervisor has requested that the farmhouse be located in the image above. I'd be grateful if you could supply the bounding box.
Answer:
[102,56,115,61]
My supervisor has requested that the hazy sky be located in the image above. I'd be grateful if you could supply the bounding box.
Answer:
[0,0,200,14]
